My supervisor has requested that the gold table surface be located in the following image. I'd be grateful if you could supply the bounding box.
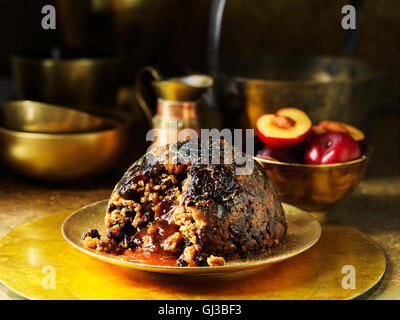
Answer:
[0,209,386,300]
[0,114,399,300]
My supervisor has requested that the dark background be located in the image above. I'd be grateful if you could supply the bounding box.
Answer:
[0,0,399,111]
[0,0,398,178]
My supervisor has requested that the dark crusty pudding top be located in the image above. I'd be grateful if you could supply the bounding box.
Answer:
[82,138,287,267]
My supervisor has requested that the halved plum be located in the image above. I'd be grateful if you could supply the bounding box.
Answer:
[256,108,312,148]
[312,121,365,142]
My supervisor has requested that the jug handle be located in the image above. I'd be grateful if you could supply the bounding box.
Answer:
[135,66,162,127]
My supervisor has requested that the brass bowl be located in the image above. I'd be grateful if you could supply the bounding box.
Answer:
[11,47,120,107]
[255,147,372,211]
[0,110,132,181]
[1,100,106,133]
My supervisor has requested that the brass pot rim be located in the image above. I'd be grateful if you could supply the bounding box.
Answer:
[11,54,119,65]
[11,47,120,65]
[0,105,132,138]
[235,73,385,86]
[254,145,372,169]
[226,55,386,85]
[0,124,127,139]
[3,99,105,117]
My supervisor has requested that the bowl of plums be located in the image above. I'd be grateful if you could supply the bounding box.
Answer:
[254,108,371,212]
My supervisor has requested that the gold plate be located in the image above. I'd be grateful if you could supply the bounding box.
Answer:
[61,200,321,275]
[0,208,386,299]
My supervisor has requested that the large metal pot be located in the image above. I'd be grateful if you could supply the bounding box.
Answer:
[208,0,385,135]
[56,0,164,82]
[11,47,120,107]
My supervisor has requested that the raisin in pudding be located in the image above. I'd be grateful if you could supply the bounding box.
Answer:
[82,139,287,267]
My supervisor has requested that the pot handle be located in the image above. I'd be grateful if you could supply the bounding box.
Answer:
[342,0,364,56]
[207,0,227,107]
[134,65,162,127]
[207,0,364,102]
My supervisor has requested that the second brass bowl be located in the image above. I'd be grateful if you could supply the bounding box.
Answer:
[255,147,372,211]
[0,110,132,181]
[1,100,106,133]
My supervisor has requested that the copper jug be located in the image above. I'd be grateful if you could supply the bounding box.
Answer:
[135,66,213,147]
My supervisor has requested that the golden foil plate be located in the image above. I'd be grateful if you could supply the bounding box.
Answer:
[61,201,321,275]
[0,206,385,300]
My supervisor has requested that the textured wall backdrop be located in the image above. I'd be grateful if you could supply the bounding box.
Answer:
[0,0,398,109]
